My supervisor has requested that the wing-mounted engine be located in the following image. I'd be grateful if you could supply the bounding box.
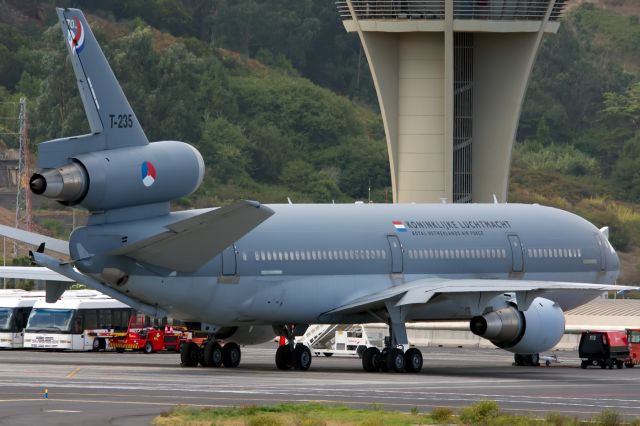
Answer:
[469,297,565,354]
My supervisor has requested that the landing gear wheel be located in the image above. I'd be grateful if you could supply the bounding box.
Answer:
[144,341,154,354]
[293,345,312,370]
[528,353,540,366]
[115,347,125,353]
[386,348,405,373]
[356,345,367,359]
[616,360,624,369]
[514,354,524,366]
[276,345,293,370]
[323,352,333,357]
[181,342,200,367]
[379,348,389,372]
[625,362,635,368]
[222,342,241,368]
[404,348,423,373]
[362,347,380,372]
[204,341,223,367]
[580,360,588,369]
[92,338,102,352]
[515,353,539,366]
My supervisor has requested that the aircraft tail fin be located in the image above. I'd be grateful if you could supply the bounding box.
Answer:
[56,8,148,149]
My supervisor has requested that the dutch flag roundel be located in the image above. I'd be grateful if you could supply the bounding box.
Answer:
[141,161,157,187]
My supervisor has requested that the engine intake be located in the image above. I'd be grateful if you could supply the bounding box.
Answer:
[470,297,565,354]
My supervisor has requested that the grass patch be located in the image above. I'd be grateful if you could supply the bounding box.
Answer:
[153,401,640,426]
[153,403,433,426]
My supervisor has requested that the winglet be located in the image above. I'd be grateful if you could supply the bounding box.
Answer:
[600,226,610,240]
[56,8,148,148]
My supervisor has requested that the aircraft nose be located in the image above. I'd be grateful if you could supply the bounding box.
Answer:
[610,247,620,272]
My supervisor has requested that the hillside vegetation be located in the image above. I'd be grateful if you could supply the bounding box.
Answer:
[0,1,639,283]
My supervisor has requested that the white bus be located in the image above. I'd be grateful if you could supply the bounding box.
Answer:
[0,290,44,349]
[24,290,134,351]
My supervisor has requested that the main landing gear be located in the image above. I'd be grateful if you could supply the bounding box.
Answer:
[513,353,540,367]
[362,302,423,373]
[181,339,241,368]
[275,325,312,371]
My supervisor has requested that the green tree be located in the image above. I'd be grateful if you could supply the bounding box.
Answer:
[200,117,252,184]
[612,137,640,202]
[602,82,640,135]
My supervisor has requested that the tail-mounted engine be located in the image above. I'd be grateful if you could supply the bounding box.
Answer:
[30,141,204,211]
[469,297,565,354]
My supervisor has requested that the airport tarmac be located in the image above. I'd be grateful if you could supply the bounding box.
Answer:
[0,346,638,425]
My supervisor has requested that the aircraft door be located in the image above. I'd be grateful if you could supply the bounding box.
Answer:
[508,235,524,273]
[222,244,237,276]
[386,235,403,274]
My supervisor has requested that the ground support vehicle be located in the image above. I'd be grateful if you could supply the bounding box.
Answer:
[0,290,43,348]
[108,315,180,353]
[579,330,629,369]
[24,290,133,351]
[540,352,560,367]
[624,328,640,368]
[301,324,384,358]
[179,332,241,368]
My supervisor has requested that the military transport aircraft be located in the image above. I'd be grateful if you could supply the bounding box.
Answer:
[0,8,633,373]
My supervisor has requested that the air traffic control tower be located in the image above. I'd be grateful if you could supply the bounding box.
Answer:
[337,0,566,203]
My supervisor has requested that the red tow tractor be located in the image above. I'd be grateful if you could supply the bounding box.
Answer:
[578,329,640,369]
[625,328,640,368]
[108,315,181,353]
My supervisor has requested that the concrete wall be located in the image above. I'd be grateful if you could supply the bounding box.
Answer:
[344,12,559,204]
[472,32,538,203]
[361,32,450,203]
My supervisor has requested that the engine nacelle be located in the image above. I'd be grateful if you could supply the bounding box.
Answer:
[30,141,204,211]
[469,297,565,354]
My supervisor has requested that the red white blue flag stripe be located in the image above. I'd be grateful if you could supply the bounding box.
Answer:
[392,221,407,232]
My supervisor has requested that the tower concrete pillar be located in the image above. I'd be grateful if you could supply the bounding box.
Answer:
[340,0,565,203]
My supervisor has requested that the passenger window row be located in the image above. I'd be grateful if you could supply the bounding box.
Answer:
[527,248,582,259]
[251,249,388,262]
[407,248,508,260]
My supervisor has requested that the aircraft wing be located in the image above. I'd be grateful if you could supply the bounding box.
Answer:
[108,200,274,272]
[0,224,70,256]
[323,278,636,316]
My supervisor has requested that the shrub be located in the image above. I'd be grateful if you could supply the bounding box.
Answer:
[546,411,581,426]
[593,409,623,426]
[430,406,453,423]
[459,400,500,425]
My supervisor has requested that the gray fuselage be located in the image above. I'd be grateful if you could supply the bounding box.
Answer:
[70,202,619,326]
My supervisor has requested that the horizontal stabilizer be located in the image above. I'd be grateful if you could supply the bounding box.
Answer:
[109,200,274,272]
[0,224,69,256]
[0,266,74,282]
